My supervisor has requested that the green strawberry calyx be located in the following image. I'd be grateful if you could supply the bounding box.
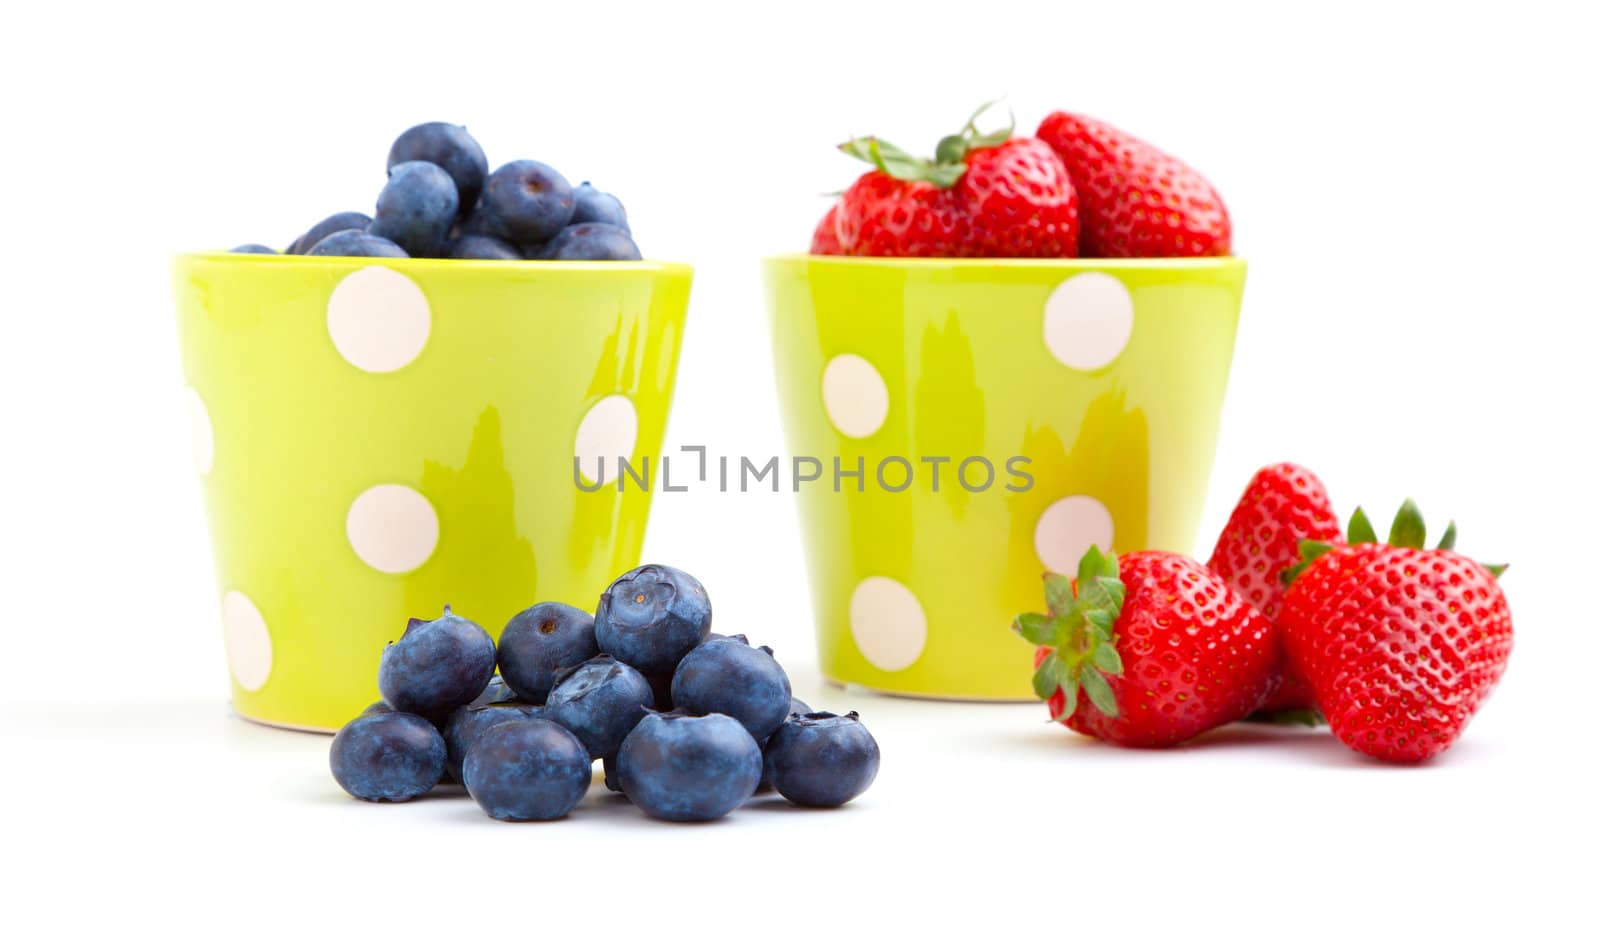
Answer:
[1284,498,1507,585]
[838,101,1014,189]
[1012,545,1125,722]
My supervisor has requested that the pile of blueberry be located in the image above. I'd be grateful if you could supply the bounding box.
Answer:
[233,121,639,261]
[330,564,880,823]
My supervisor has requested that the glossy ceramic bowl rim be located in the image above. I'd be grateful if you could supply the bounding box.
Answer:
[765,253,1244,271]
[177,250,692,276]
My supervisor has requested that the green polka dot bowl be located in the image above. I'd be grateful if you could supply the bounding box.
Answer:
[173,252,692,731]
[764,254,1247,700]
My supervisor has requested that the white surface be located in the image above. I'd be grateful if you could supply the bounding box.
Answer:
[2,0,1597,935]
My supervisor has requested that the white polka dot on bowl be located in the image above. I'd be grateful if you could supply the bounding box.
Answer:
[326,266,431,373]
[848,576,928,672]
[1033,495,1115,574]
[573,395,639,485]
[821,353,889,438]
[185,386,214,477]
[346,484,440,574]
[1043,272,1134,371]
[221,590,273,692]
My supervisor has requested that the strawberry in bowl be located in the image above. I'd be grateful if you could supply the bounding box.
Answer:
[1036,111,1232,258]
[816,105,1079,258]
[812,104,1230,259]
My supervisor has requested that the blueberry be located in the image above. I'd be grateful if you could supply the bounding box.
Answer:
[441,701,543,782]
[329,711,446,803]
[287,211,373,254]
[307,230,408,258]
[359,700,394,717]
[463,719,591,821]
[377,606,496,720]
[480,160,574,244]
[543,655,654,759]
[571,182,629,231]
[448,233,522,260]
[368,160,458,257]
[498,602,598,704]
[595,564,712,674]
[543,222,641,261]
[755,698,812,792]
[467,675,520,708]
[229,243,277,254]
[763,711,880,808]
[672,640,792,740]
[617,712,761,822]
[387,122,489,213]
[455,205,508,238]
[458,210,551,256]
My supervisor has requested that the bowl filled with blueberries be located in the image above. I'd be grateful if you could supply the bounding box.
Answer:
[173,123,693,731]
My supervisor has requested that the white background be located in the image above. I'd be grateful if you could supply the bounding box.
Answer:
[2,1,1596,935]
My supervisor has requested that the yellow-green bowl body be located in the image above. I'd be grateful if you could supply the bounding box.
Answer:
[764,255,1246,700]
[174,253,692,730]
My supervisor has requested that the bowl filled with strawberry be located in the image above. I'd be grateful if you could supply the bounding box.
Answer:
[764,106,1245,700]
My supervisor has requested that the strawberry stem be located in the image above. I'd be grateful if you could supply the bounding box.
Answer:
[836,102,1014,190]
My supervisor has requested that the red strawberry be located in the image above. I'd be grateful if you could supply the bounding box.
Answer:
[810,203,844,255]
[1036,111,1230,258]
[834,106,1077,258]
[1206,463,1342,715]
[1280,502,1512,763]
[835,170,966,257]
[1015,547,1277,748]
[953,137,1078,257]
